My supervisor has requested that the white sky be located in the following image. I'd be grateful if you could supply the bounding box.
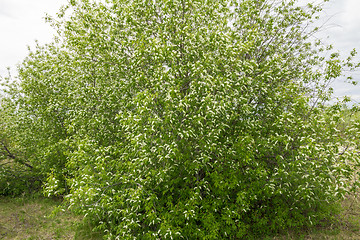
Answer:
[0,0,68,76]
[0,0,360,103]
[318,0,360,104]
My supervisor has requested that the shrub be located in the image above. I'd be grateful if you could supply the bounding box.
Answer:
[1,0,360,238]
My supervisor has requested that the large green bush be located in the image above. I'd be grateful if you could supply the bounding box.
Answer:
[1,0,360,238]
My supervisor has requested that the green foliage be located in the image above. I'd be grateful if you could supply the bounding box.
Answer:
[0,93,42,196]
[1,0,360,238]
[0,161,40,196]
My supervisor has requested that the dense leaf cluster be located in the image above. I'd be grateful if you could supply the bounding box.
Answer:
[1,0,360,238]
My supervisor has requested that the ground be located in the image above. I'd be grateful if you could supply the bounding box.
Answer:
[0,195,102,240]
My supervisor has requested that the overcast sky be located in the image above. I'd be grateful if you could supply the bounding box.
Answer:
[0,0,67,75]
[0,0,360,103]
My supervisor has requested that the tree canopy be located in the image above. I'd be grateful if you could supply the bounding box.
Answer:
[1,0,360,238]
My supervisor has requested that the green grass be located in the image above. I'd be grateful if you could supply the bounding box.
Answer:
[0,195,103,240]
[270,192,360,240]
[0,192,359,239]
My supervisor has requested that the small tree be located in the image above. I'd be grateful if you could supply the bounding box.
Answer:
[2,0,360,238]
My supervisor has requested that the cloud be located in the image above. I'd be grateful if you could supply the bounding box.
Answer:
[315,0,360,104]
[0,0,67,76]
[0,2,14,18]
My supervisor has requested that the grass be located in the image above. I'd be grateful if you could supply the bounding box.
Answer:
[0,192,359,239]
[0,195,103,240]
[270,193,360,240]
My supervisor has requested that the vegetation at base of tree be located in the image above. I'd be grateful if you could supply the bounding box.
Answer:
[1,0,360,239]
[0,194,358,239]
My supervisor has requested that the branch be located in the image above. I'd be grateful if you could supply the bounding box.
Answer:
[1,141,33,169]
[0,161,12,167]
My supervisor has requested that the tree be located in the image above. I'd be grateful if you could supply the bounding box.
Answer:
[1,0,360,238]
[0,83,41,195]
